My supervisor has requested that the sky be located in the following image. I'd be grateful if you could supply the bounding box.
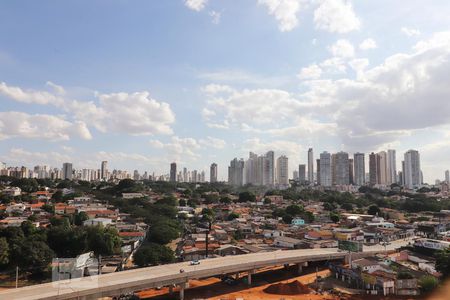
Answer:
[1,0,450,182]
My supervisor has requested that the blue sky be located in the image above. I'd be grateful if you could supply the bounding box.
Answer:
[1,0,450,182]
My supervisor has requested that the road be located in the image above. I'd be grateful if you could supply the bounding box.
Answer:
[0,238,413,300]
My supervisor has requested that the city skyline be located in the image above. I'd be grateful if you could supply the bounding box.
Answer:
[1,1,450,182]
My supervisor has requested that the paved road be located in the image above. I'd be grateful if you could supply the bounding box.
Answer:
[0,238,413,300]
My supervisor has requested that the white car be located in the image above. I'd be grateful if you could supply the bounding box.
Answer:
[190,260,200,265]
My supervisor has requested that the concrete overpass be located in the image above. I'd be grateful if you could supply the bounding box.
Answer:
[0,239,410,300]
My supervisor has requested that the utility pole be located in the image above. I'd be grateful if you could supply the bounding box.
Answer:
[205,220,212,258]
[15,266,18,288]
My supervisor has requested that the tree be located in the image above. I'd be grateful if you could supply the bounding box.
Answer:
[179,199,187,206]
[86,226,122,256]
[238,191,256,202]
[74,211,89,226]
[134,243,175,267]
[323,202,336,211]
[263,198,271,205]
[368,204,381,216]
[42,204,55,214]
[397,271,414,279]
[51,190,63,202]
[330,212,340,223]
[220,196,232,204]
[227,212,239,221]
[341,203,353,211]
[435,248,450,278]
[419,275,439,293]
[285,204,304,216]
[148,221,180,245]
[17,238,54,276]
[0,237,9,266]
[282,214,293,224]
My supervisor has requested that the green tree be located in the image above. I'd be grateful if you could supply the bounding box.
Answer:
[42,204,55,214]
[419,275,439,293]
[330,212,340,223]
[227,212,239,221]
[368,204,381,216]
[285,204,304,216]
[74,211,89,226]
[435,248,450,278]
[341,203,353,211]
[238,191,256,202]
[134,243,175,267]
[179,199,187,206]
[86,226,122,256]
[51,190,63,202]
[0,237,9,266]
[148,221,180,245]
[17,238,54,276]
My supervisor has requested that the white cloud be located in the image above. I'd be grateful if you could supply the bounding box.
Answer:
[209,10,221,24]
[93,92,175,136]
[0,81,65,106]
[359,38,377,50]
[0,82,176,137]
[0,112,92,141]
[184,0,208,11]
[314,0,360,33]
[298,64,322,80]
[199,136,226,149]
[258,0,304,32]
[329,39,355,58]
[401,27,421,37]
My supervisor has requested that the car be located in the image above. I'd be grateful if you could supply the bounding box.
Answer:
[190,260,200,265]
[179,269,185,273]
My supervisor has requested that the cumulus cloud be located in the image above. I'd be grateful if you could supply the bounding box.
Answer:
[329,39,355,58]
[298,64,322,80]
[184,0,208,11]
[199,136,226,149]
[93,92,175,136]
[0,82,176,137]
[359,38,377,50]
[0,81,65,106]
[258,0,304,32]
[401,27,421,37]
[0,112,92,140]
[314,0,360,33]
[209,10,221,24]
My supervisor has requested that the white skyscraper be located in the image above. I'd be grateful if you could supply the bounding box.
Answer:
[276,155,289,186]
[446,170,450,183]
[101,161,108,180]
[387,149,397,184]
[264,151,275,186]
[210,163,218,183]
[353,153,365,186]
[319,152,332,187]
[307,148,314,183]
[377,151,388,185]
[62,162,73,180]
[335,151,349,185]
[404,150,421,189]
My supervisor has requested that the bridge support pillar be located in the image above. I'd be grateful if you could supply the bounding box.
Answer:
[247,269,254,285]
[179,282,186,300]
[297,263,303,274]
[235,272,239,280]
[169,285,173,295]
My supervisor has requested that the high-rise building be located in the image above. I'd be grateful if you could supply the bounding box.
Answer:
[377,151,388,185]
[210,163,218,183]
[319,152,332,187]
[133,170,140,181]
[170,162,177,182]
[183,167,188,182]
[387,149,397,184]
[369,152,378,186]
[348,158,354,185]
[264,151,275,186]
[101,161,108,180]
[316,159,321,185]
[228,158,244,186]
[335,151,349,185]
[62,162,73,180]
[308,148,314,183]
[293,170,299,181]
[404,150,421,189]
[445,170,450,183]
[353,153,365,186]
[331,153,337,185]
[298,164,306,183]
[276,155,289,186]
[191,170,198,183]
